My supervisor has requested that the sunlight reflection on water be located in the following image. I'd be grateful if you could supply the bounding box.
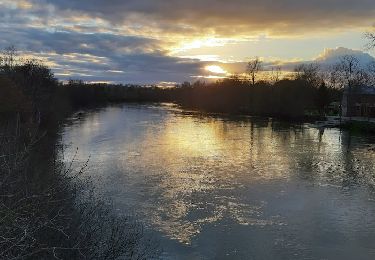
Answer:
[62,104,375,259]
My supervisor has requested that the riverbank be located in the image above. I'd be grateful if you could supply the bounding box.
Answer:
[0,113,160,259]
[315,116,375,134]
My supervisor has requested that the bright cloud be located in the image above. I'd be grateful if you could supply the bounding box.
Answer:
[205,65,228,75]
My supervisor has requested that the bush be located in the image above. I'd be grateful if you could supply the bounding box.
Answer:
[0,120,159,259]
[0,76,32,119]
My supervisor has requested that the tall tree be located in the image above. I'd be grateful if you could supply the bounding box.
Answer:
[365,31,375,50]
[247,57,262,85]
[333,55,368,118]
[368,61,375,85]
[294,63,322,87]
[269,66,282,84]
[0,45,17,70]
[315,82,330,115]
[333,55,369,88]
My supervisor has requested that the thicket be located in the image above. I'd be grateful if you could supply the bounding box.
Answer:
[0,49,159,259]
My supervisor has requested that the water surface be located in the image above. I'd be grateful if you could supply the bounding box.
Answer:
[62,104,375,259]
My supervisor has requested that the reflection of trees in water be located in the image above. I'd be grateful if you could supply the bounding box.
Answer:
[339,131,375,187]
[299,127,375,188]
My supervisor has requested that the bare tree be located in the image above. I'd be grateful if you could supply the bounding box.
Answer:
[332,55,370,119]
[333,55,369,88]
[269,66,282,84]
[368,61,375,85]
[294,63,322,87]
[1,45,17,69]
[246,57,262,85]
[365,31,375,50]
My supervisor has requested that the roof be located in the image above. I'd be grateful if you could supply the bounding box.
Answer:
[344,85,375,95]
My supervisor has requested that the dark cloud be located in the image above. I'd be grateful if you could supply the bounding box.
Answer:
[0,1,212,83]
[0,27,163,55]
[0,26,207,84]
[32,0,375,35]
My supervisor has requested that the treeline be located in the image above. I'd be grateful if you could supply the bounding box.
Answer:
[170,79,340,119]
[65,80,170,107]
[169,55,374,118]
[3,48,375,124]
[0,54,345,122]
[60,58,354,120]
[62,77,341,120]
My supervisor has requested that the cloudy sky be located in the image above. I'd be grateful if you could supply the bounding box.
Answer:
[1,0,375,84]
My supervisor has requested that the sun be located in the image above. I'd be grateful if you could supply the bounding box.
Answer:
[205,65,227,74]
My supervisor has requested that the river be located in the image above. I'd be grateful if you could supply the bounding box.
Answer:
[61,103,375,260]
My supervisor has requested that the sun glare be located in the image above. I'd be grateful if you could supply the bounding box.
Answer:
[205,65,227,74]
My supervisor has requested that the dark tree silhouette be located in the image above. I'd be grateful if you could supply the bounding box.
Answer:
[365,31,375,50]
[247,57,262,85]
[316,82,330,115]
[294,63,322,87]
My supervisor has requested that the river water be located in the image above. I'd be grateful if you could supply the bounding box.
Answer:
[61,103,375,259]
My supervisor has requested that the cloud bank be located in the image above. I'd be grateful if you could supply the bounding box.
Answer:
[32,0,375,36]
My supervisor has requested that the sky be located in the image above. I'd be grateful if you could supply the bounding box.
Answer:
[1,0,375,85]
